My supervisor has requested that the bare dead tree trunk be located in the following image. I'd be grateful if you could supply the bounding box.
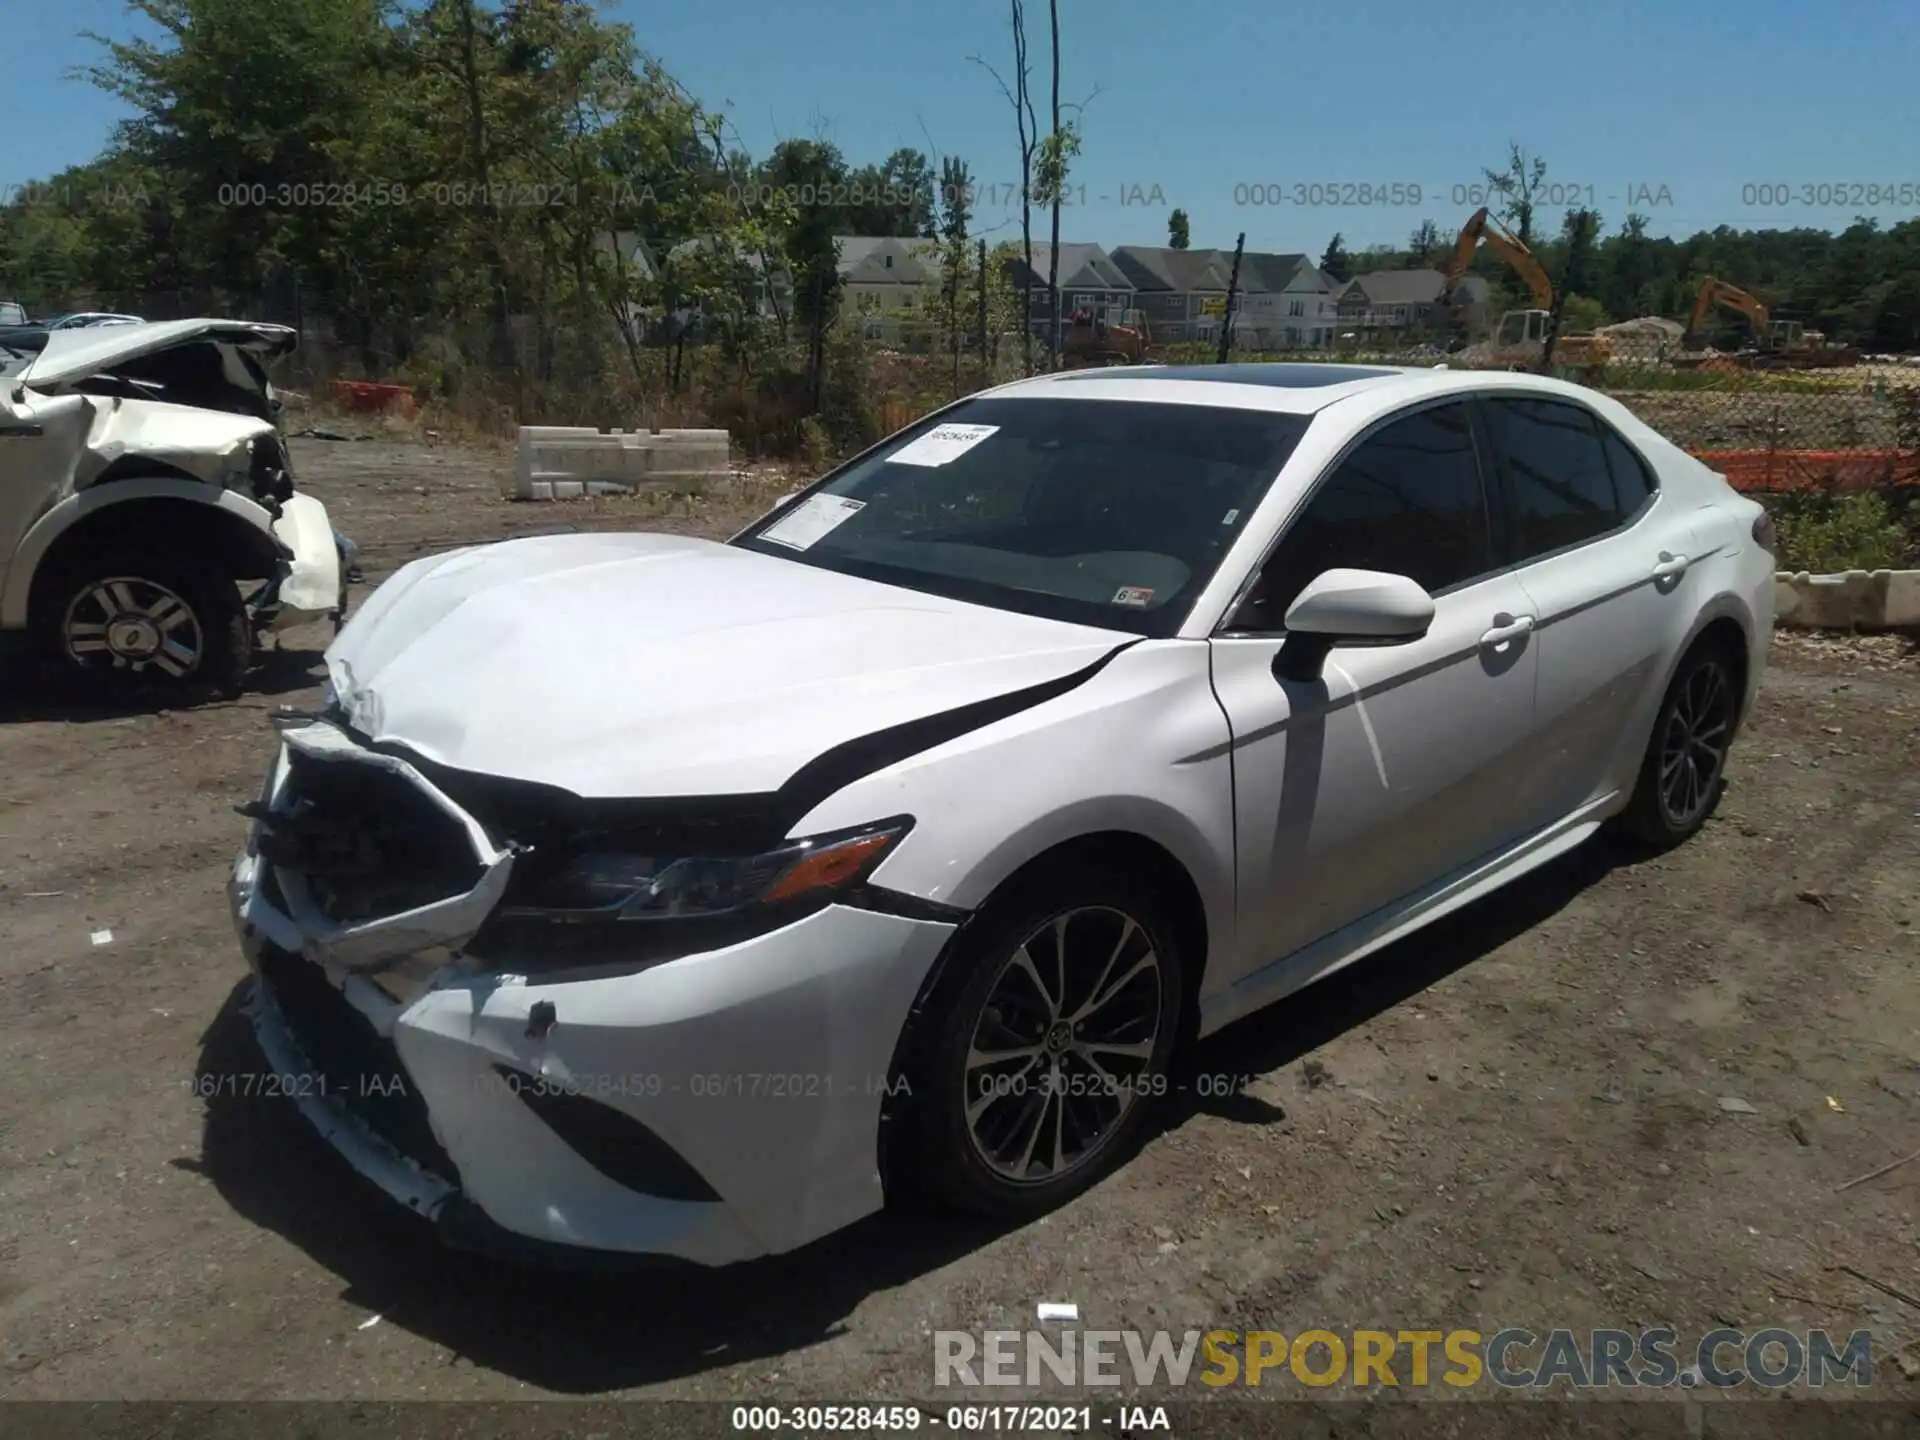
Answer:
[455,0,515,384]
[970,4,1038,374]
[977,236,989,384]
[605,234,648,387]
[1015,0,1036,375]
[1046,0,1063,368]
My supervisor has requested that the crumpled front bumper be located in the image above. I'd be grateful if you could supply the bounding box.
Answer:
[254,491,351,631]
[227,722,958,1265]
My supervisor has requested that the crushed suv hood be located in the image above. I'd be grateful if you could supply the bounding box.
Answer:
[19,319,297,388]
[326,532,1128,799]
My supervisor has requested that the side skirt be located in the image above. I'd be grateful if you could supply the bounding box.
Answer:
[1197,791,1623,1038]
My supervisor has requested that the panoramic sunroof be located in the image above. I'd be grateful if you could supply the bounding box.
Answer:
[1050,363,1399,387]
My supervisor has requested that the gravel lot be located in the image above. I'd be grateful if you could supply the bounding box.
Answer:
[1,438,1917,1407]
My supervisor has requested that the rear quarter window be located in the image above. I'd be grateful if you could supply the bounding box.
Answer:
[1598,425,1657,515]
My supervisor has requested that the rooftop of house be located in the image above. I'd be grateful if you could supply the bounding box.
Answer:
[1233,251,1321,293]
[1342,269,1490,305]
[1109,245,1235,293]
[1009,243,1134,291]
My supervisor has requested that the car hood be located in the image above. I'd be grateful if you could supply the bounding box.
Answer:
[325,531,1129,799]
[19,318,297,388]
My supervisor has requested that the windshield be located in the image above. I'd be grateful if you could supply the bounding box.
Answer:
[732,396,1310,637]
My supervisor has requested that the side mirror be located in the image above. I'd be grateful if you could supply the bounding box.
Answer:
[1273,568,1434,683]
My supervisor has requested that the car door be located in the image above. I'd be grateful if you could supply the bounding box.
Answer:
[1208,399,1543,984]
[1474,393,1704,825]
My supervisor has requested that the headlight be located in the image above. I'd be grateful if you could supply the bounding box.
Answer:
[506,819,910,922]
[468,817,915,979]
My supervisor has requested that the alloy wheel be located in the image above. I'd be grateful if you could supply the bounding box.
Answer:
[61,576,205,679]
[1658,656,1733,827]
[961,905,1165,1185]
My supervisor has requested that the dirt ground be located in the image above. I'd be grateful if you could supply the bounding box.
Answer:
[2,437,1918,1407]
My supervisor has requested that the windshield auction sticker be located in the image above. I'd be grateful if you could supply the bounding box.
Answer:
[886,423,999,467]
[760,494,866,550]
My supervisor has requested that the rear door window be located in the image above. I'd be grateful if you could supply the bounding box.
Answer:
[1480,396,1629,561]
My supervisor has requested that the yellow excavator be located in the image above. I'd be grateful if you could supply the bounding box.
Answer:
[1439,206,1610,377]
[1682,278,1771,351]
[1679,277,1859,367]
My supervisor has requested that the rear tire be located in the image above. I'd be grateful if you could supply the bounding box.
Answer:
[1618,637,1742,849]
[31,546,251,703]
[902,862,1184,1220]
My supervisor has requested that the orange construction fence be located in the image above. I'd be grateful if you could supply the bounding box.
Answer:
[1688,448,1917,493]
[328,379,418,417]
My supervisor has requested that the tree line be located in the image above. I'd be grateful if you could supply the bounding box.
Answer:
[1308,146,1920,349]
[4,4,1916,411]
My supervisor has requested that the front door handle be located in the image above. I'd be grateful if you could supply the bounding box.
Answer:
[0,423,45,437]
[1651,551,1690,581]
[1480,614,1536,648]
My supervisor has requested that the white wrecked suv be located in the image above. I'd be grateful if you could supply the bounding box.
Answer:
[0,319,354,701]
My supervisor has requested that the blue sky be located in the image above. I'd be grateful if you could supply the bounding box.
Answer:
[8,0,1918,254]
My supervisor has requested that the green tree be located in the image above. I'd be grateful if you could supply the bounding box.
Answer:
[882,148,937,236]
[1407,219,1441,266]
[1168,208,1189,249]
[1038,0,1073,364]
[935,156,975,388]
[1319,232,1351,283]
[763,138,848,409]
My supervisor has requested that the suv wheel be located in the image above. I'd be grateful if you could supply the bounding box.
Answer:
[34,548,250,702]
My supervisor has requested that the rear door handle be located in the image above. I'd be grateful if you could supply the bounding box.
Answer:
[1480,614,1536,647]
[0,423,45,437]
[1651,551,1690,580]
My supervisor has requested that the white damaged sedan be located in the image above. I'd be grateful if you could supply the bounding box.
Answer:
[229,363,1776,1264]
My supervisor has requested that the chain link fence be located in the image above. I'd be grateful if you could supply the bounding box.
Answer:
[64,290,1920,569]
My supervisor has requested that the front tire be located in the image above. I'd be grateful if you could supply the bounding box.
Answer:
[32,547,251,703]
[905,864,1184,1219]
[1619,638,1741,848]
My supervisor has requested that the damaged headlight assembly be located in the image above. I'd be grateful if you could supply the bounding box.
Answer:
[467,817,917,978]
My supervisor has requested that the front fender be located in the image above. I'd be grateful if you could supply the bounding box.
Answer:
[788,640,1239,974]
[0,479,285,629]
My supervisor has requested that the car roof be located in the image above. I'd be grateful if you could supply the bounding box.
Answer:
[981,362,1606,415]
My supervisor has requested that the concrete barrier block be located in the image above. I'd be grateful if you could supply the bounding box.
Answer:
[512,426,729,499]
[1888,571,1920,627]
[1774,569,1920,630]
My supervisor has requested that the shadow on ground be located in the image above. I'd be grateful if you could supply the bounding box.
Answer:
[187,829,1648,1394]
[0,645,326,724]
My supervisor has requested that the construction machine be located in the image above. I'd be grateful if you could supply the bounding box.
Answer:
[1679,277,1861,368]
[1440,207,1610,378]
[1060,308,1148,367]
[1682,278,1770,351]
